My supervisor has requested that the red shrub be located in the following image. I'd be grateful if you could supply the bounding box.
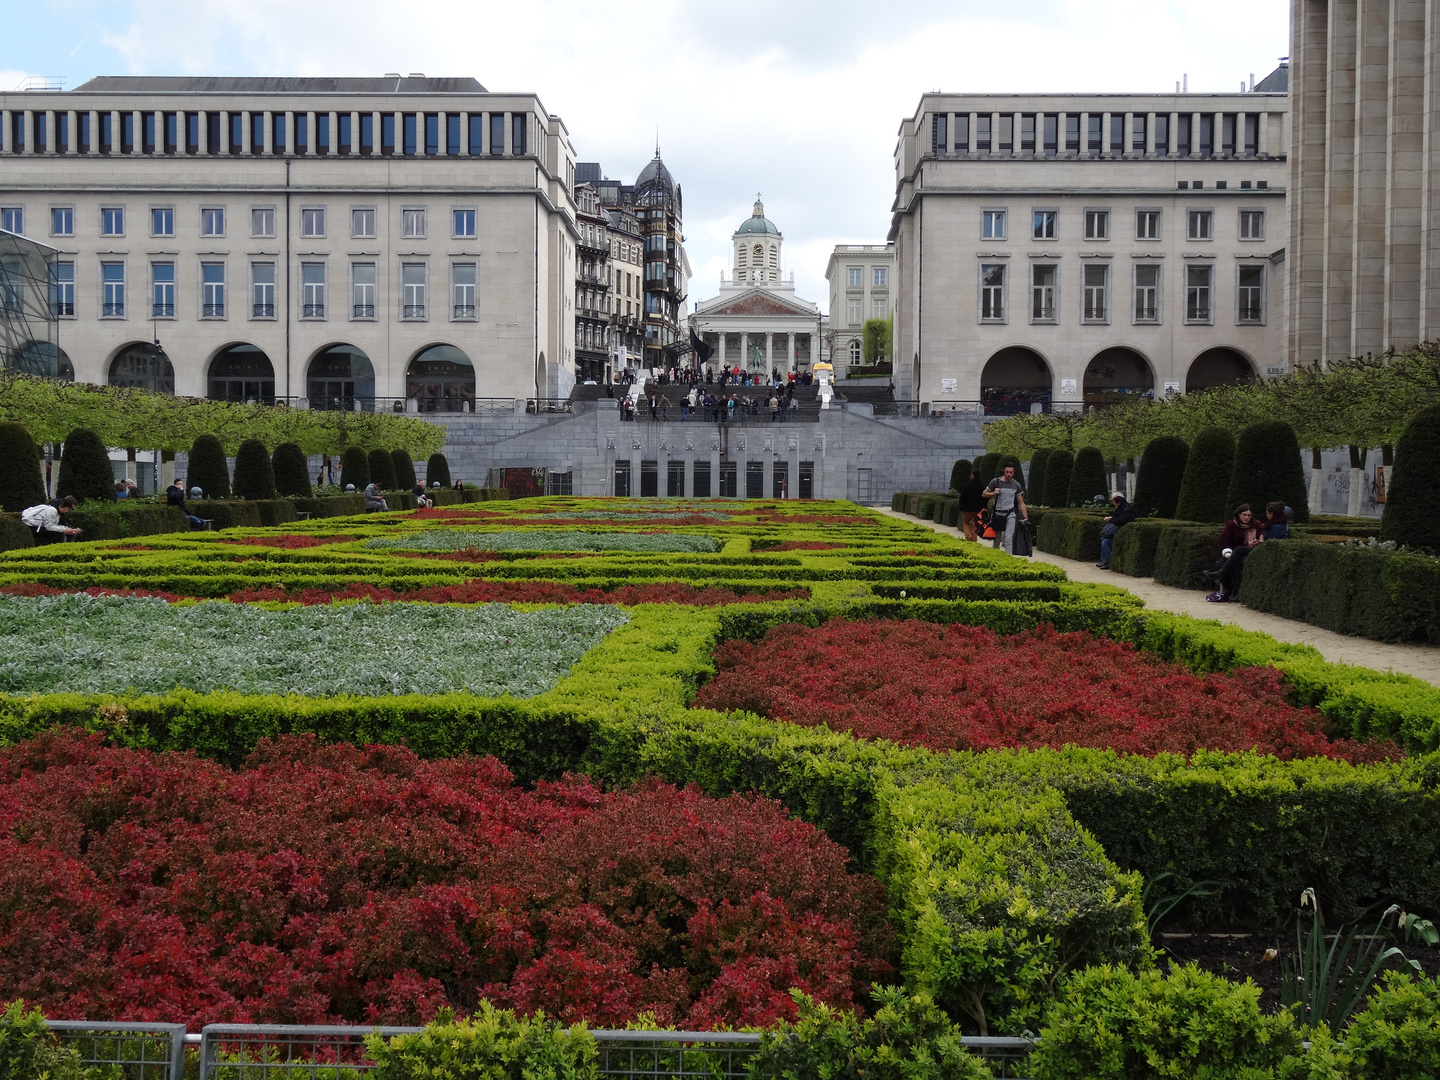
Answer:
[0,733,890,1029]
[693,620,1399,764]
[227,535,357,549]
[761,541,844,552]
[226,581,809,606]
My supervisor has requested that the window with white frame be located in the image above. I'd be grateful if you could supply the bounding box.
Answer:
[0,207,21,234]
[1082,263,1109,322]
[351,208,376,238]
[251,207,276,238]
[201,262,225,317]
[300,207,326,238]
[101,207,124,236]
[1237,264,1265,323]
[452,262,477,318]
[847,267,862,287]
[453,209,476,238]
[1032,210,1056,239]
[51,261,74,317]
[50,207,73,236]
[1187,209,1213,241]
[251,262,276,318]
[1239,209,1265,240]
[846,297,862,325]
[200,207,225,236]
[980,263,1006,321]
[1135,209,1160,240]
[401,208,427,238]
[351,262,376,318]
[301,262,326,317]
[873,267,887,287]
[871,297,887,319]
[1185,264,1213,322]
[151,207,174,237]
[982,209,1006,239]
[848,339,861,363]
[1133,264,1160,323]
[101,262,125,316]
[1030,263,1056,322]
[151,262,175,317]
[1083,210,1110,240]
[402,262,427,318]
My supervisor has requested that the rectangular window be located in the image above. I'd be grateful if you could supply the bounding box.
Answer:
[58,111,70,152]
[745,461,765,499]
[981,209,1006,239]
[1176,114,1192,156]
[301,262,326,318]
[997,114,1014,152]
[1185,264,1213,323]
[359,113,373,154]
[381,113,395,155]
[50,207,73,236]
[150,207,174,237]
[229,112,242,154]
[548,470,575,496]
[1154,114,1169,157]
[351,262,376,319]
[953,114,969,151]
[1033,210,1056,239]
[402,113,417,155]
[871,297,887,319]
[453,209,476,237]
[206,112,220,154]
[351,208,376,238]
[1086,114,1101,156]
[446,113,461,155]
[931,113,947,154]
[1136,209,1160,240]
[201,262,225,317]
[1019,114,1036,153]
[1065,114,1080,152]
[1083,263,1108,322]
[101,262,125,316]
[0,207,20,235]
[487,113,505,155]
[1199,114,1214,157]
[847,266,862,287]
[1221,113,1236,156]
[613,459,631,497]
[402,208,426,238]
[1239,209,1265,240]
[467,114,483,154]
[1131,115,1147,154]
[1084,210,1109,240]
[251,262,276,318]
[1238,264,1265,323]
[719,461,738,498]
[315,113,329,154]
[975,115,991,152]
[1031,263,1056,322]
[512,113,526,155]
[51,260,75,317]
[452,262,476,319]
[424,113,439,155]
[873,267,887,287]
[294,113,308,153]
[667,461,685,498]
[152,261,175,317]
[1187,209,1213,240]
[1109,114,1125,154]
[691,460,711,497]
[1243,114,1259,157]
[272,113,286,153]
[846,297,862,325]
[402,262,427,318]
[250,113,264,153]
[1042,113,1059,156]
[980,263,1006,322]
[338,113,351,155]
[200,207,224,236]
[251,207,276,237]
[101,207,124,236]
[100,112,113,153]
[1134,264,1160,323]
[301,207,326,237]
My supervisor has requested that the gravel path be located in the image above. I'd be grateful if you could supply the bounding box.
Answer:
[872,507,1440,687]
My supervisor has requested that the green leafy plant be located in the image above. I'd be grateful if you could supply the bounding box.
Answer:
[1132,436,1190,519]
[1341,971,1440,1079]
[1043,449,1073,509]
[1175,426,1237,523]
[367,447,398,490]
[1066,447,1107,507]
[0,422,46,513]
[1400,912,1439,947]
[365,1004,598,1080]
[425,452,451,488]
[391,449,418,491]
[340,445,370,490]
[1227,420,1310,523]
[56,428,115,504]
[1027,448,1052,505]
[1380,403,1440,553]
[0,999,87,1080]
[271,442,313,499]
[1141,871,1220,943]
[187,433,231,500]
[949,458,973,494]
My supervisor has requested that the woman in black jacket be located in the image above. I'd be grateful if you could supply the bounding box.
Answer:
[1097,492,1137,569]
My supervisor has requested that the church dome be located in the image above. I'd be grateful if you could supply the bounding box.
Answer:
[737,195,780,235]
[635,154,675,195]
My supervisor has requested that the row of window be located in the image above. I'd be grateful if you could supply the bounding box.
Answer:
[975,261,1267,326]
[845,297,893,326]
[5,108,528,158]
[931,110,1268,158]
[49,259,481,323]
[980,207,1266,243]
[1,204,481,241]
[845,267,889,288]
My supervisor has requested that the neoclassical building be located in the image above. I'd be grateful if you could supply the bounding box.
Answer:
[690,197,820,374]
[825,244,896,367]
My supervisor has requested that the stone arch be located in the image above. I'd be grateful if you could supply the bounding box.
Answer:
[12,340,73,381]
[306,343,375,411]
[1083,346,1154,407]
[206,343,275,403]
[1186,346,1257,392]
[108,342,175,393]
[980,346,1051,415]
[408,343,476,413]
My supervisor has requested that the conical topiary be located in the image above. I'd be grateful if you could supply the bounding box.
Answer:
[1026,448,1052,505]
[1175,427,1236,522]
[367,447,398,490]
[272,442,313,498]
[426,453,451,488]
[1380,404,1440,551]
[0,422,47,512]
[231,438,277,500]
[1044,449,1074,508]
[949,458,972,493]
[1226,420,1310,523]
[1132,436,1190,518]
[1067,446,1108,506]
[187,434,231,500]
[340,445,370,490]
[56,427,115,504]
[977,453,1002,484]
[391,449,418,491]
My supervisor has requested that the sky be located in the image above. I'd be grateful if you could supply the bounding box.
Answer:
[4,0,1290,312]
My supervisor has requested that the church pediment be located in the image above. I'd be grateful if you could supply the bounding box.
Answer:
[700,291,814,318]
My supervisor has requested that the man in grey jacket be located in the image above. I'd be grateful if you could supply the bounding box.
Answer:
[982,465,1029,555]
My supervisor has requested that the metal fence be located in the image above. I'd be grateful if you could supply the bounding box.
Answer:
[46,1021,187,1079]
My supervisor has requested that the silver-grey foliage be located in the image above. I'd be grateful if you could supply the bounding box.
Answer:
[365,529,720,553]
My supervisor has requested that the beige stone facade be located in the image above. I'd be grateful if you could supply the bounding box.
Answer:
[0,76,578,409]
[824,244,895,368]
[1288,0,1440,365]
[889,91,1288,414]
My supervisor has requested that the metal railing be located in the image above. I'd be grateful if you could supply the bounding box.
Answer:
[403,304,426,319]
[197,1023,422,1078]
[526,397,575,414]
[303,303,325,318]
[153,303,175,317]
[593,1030,760,1079]
[203,303,224,317]
[352,303,375,318]
[253,303,275,317]
[47,1021,187,1079]
[452,304,475,318]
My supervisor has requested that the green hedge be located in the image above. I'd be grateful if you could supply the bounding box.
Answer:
[941,497,960,527]
[917,493,942,521]
[1151,525,1221,589]
[0,515,34,551]
[1035,510,1104,562]
[1108,518,1191,578]
[68,502,190,539]
[291,495,367,518]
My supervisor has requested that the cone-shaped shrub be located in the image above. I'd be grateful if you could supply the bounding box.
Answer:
[340,446,370,490]
[56,428,115,504]
[1027,448,1052,505]
[367,447,398,490]
[187,434,231,500]
[426,452,451,488]
[1067,446,1108,506]
[1132,436,1190,518]
[391,449,418,491]
[1226,420,1310,523]
[231,438,276,500]
[0,422,47,512]
[1380,404,1440,551]
[1175,427,1236,523]
[1044,449,1074,508]
[271,442,313,498]
[949,458,972,493]
[977,453,1001,483]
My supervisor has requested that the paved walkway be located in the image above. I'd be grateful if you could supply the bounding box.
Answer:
[873,507,1440,686]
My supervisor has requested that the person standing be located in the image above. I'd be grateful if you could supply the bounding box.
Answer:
[1096,492,1137,569]
[21,497,81,544]
[982,464,1029,555]
[958,471,987,541]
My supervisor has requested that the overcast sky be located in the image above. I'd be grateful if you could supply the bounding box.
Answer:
[6,0,1289,311]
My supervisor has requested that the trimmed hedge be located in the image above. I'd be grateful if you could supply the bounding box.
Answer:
[57,428,115,504]
[391,449,418,492]
[949,458,972,493]
[1380,403,1440,552]
[232,438,277,500]
[0,515,34,551]
[0,422,46,513]
[1227,420,1310,523]
[1108,518,1189,578]
[1035,509,1105,562]
[368,447,398,491]
[340,445,370,490]
[271,442,313,499]
[1131,436,1189,519]
[187,433,231,500]
[1175,426,1235,523]
[67,502,189,539]
[1043,450,1073,508]
[1026,448,1052,506]
[1067,446,1107,507]
[426,452,452,488]
[1151,525,1221,589]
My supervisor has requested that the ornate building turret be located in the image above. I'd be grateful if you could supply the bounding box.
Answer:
[733,195,781,284]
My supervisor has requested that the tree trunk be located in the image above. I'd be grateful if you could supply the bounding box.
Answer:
[1347,444,1364,518]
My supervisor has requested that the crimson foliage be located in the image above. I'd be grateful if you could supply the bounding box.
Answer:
[226,581,810,606]
[694,620,1399,763]
[0,733,891,1029]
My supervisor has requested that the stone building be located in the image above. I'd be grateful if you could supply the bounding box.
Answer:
[572,180,611,385]
[889,84,1289,414]
[1288,1,1440,365]
[0,75,579,409]
[825,244,895,368]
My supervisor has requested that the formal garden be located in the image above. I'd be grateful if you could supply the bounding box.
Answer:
[0,489,1437,1079]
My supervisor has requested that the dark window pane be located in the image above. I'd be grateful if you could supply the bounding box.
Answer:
[251,113,264,152]
[491,113,505,155]
[316,113,329,153]
[468,114,483,154]
[381,114,395,154]
[512,113,526,154]
[425,113,439,155]
[338,114,351,154]
[230,113,242,153]
[447,113,460,155]
[403,113,417,155]
[122,112,134,152]
[360,114,373,154]
[295,113,308,152]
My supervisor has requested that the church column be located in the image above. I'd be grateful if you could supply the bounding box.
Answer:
[786,332,795,371]
[765,332,774,373]
[740,332,748,374]
[807,333,816,368]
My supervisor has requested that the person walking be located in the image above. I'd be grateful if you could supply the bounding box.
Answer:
[982,464,1029,555]
[1096,492,1137,569]
[768,393,779,422]
[958,471,987,541]
[21,497,81,544]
